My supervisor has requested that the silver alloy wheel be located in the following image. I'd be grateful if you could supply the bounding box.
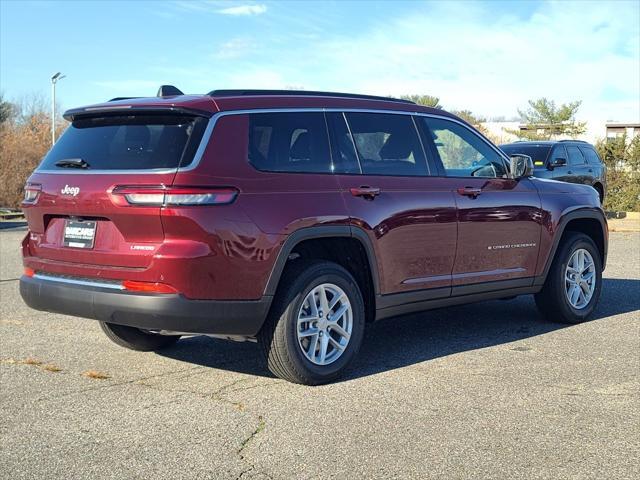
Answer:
[296,283,353,366]
[565,248,596,309]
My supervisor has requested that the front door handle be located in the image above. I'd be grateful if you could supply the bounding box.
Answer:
[457,186,482,198]
[350,186,381,200]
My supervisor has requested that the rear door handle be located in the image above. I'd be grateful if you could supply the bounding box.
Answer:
[457,187,482,198]
[350,186,381,200]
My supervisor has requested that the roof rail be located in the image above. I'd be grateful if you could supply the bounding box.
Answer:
[558,139,588,143]
[108,97,141,102]
[207,89,416,104]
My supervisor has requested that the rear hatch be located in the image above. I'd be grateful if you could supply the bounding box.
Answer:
[23,109,210,270]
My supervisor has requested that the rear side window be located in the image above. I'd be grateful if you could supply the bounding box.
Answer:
[566,146,585,166]
[40,114,208,170]
[579,146,602,165]
[344,112,428,176]
[325,112,361,174]
[248,112,333,173]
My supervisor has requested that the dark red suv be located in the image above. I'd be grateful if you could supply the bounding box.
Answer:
[20,87,607,384]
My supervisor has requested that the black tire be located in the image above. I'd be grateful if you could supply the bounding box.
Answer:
[593,184,604,204]
[259,260,366,385]
[99,322,181,351]
[534,232,602,324]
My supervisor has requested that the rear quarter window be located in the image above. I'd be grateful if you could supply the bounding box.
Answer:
[39,114,208,171]
[247,112,333,173]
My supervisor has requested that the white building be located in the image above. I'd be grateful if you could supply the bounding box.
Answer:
[480,120,637,145]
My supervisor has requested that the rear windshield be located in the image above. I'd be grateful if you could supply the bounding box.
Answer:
[500,144,552,168]
[40,114,208,170]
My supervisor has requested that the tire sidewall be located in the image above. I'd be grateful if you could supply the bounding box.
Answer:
[553,235,602,321]
[281,267,365,381]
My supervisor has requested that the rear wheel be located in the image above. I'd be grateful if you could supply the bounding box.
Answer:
[99,322,181,351]
[535,232,602,324]
[259,260,365,385]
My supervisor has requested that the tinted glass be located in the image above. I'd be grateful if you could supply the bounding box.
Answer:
[566,145,585,166]
[550,145,567,164]
[248,112,333,173]
[325,112,361,174]
[579,146,602,165]
[344,113,428,176]
[500,144,551,169]
[40,114,207,170]
[423,117,507,177]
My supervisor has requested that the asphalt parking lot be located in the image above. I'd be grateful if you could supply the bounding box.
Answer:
[1,225,638,479]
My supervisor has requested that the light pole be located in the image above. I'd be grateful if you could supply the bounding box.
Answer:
[51,72,65,145]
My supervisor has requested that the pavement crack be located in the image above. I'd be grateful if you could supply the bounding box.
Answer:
[0,278,19,283]
[235,416,267,480]
[238,415,265,455]
[35,365,202,402]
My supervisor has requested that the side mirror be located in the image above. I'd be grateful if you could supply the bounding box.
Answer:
[509,154,534,179]
[549,157,567,169]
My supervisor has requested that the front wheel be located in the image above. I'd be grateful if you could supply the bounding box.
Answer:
[99,322,181,351]
[535,232,602,324]
[259,260,366,385]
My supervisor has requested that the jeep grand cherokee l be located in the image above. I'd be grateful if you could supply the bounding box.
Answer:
[20,87,607,385]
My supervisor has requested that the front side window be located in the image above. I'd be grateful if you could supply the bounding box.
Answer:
[566,145,585,166]
[500,144,551,169]
[248,112,332,173]
[344,112,428,176]
[550,145,567,164]
[422,117,507,178]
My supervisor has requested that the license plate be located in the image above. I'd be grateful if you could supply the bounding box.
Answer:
[63,220,96,249]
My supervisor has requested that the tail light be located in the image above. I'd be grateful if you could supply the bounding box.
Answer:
[122,280,178,294]
[23,183,42,204]
[24,267,35,277]
[109,185,238,207]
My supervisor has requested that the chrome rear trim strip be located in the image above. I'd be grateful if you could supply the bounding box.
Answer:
[33,273,125,290]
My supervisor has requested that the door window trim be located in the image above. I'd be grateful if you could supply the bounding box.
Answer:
[37,107,510,175]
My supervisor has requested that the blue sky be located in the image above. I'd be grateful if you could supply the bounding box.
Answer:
[1,0,638,122]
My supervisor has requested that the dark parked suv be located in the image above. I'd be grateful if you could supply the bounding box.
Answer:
[500,140,607,203]
[20,88,607,384]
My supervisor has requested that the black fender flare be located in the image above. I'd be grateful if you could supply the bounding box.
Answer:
[534,208,607,286]
[263,225,380,297]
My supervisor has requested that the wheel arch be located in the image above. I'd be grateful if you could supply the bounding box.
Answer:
[264,226,380,320]
[535,208,607,286]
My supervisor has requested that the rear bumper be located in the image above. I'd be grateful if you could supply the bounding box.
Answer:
[19,275,271,336]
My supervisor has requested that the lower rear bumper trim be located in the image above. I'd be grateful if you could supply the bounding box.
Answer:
[19,275,271,336]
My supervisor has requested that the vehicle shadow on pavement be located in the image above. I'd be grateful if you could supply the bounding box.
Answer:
[157,277,640,382]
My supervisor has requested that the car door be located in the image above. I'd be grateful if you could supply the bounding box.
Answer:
[556,145,590,185]
[419,116,542,294]
[328,111,457,300]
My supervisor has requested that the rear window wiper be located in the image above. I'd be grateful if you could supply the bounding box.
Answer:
[55,158,90,169]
